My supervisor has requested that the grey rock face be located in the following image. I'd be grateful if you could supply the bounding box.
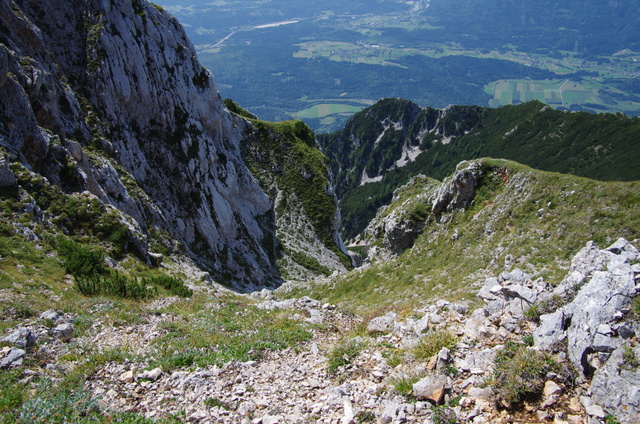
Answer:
[364,175,440,259]
[0,156,16,187]
[365,161,484,259]
[590,346,640,424]
[432,161,484,218]
[2,328,37,350]
[561,239,637,376]
[531,238,640,423]
[0,0,346,290]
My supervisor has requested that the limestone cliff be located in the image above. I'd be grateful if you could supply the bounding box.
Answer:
[0,0,346,290]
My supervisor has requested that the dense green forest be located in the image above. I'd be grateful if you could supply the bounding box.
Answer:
[319,99,640,240]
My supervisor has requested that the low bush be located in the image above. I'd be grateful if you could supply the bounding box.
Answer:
[144,275,192,298]
[57,238,105,278]
[75,272,154,300]
[327,338,367,374]
[412,331,457,360]
[490,341,555,406]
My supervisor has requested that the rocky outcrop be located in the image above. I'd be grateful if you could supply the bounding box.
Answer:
[533,238,640,423]
[363,174,439,260]
[0,0,346,290]
[364,161,484,260]
[431,160,484,219]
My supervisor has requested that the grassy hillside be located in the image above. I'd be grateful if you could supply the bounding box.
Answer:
[278,158,640,313]
[319,99,640,240]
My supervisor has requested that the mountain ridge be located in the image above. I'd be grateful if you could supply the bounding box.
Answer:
[318,98,640,240]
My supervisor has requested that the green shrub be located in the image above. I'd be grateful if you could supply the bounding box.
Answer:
[57,238,105,278]
[409,203,430,222]
[74,274,101,296]
[75,272,154,300]
[490,341,555,406]
[327,338,366,374]
[102,272,153,300]
[412,331,457,360]
[144,275,192,298]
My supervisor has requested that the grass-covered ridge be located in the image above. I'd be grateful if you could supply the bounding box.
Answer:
[278,158,640,313]
[319,99,640,240]
[237,106,351,277]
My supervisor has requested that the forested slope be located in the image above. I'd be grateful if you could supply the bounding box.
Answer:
[318,99,640,239]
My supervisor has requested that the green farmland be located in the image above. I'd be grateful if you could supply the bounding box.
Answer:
[295,103,367,119]
[485,78,640,113]
[293,102,373,129]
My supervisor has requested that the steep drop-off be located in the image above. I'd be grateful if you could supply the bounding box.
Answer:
[0,0,346,290]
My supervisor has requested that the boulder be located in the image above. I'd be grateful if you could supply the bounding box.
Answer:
[367,312,398,334]
[413,313,430,334]
[0,347,26,367]
[413,375,447,403]
[139,367,163,381]
[40,309,62,324]
[52,323,74,341]
[2,328,37,350]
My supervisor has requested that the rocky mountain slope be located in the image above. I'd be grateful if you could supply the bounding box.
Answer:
[318,98,640,240]
[2,1,640,423]
[2,232,638,423]
[1,155,639,423]
[0,0,347,290]
[282,158,640,312]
